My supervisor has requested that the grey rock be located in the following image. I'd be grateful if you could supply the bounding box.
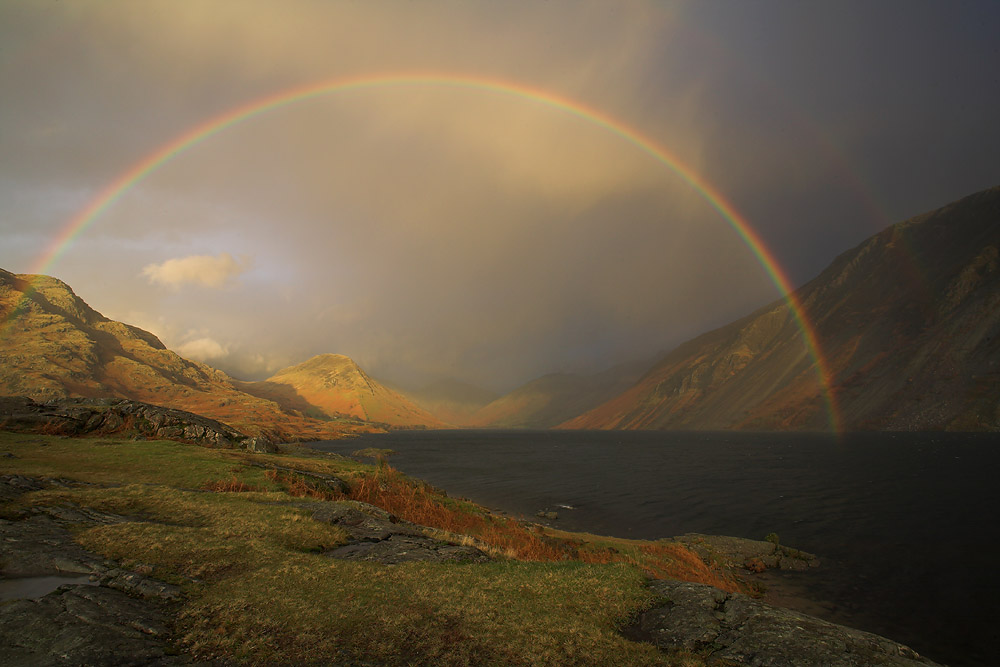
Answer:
[244,434,275,454]
[0,514,111,577]
[0,475,187,663]
[326,535,491,564]
[0,473,47,504]
[99,570,182,601]
[0,584,180,665]
[627,579,939,666]
[311,500,492,565]
[310,502,424,542]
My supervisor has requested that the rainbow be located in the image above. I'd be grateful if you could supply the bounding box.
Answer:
[10,72,842,431]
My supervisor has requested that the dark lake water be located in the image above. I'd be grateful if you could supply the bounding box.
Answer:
[310,430,1000,666]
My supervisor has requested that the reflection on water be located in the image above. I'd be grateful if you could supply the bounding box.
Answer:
[311,429,1000,667]
[0,575,97,601]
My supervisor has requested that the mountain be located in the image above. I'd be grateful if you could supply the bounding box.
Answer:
[468,361,648,429]
[400,379,499,426]
[563,185,1000,431]
[0,270,369,440]
[244,354,447,429]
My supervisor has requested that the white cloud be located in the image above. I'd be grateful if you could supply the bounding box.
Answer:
[175,336,229,361]
[142,253,250,288]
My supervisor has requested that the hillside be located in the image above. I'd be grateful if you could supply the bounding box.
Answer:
[246,354,447,429]
[0,270,367,440]
[563,185,1000,431]
[468,361,648,429]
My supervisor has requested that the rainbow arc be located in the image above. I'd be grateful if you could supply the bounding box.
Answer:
[6,72,842,432]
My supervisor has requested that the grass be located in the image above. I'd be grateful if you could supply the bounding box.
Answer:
[0,431,721,665]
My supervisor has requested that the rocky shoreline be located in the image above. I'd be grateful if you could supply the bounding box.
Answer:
[1,467,940,665]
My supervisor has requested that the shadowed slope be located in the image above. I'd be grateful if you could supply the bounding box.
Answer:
[399,379,499,426]
[563,185,1000,431]
[469,361,649,429]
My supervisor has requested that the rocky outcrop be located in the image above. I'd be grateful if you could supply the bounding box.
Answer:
[675,533,819,573]
[0,396,274,452]
[310,501,492,564]
[0,475,185,665]
[627,579,939,666]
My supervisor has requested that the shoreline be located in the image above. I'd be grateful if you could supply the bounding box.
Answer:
[1,432,943,665]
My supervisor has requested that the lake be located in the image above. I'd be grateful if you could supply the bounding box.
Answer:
[310,430,1000,666]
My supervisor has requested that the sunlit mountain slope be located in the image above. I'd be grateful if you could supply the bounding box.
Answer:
[250,354,447,429]
[0,270,367,440]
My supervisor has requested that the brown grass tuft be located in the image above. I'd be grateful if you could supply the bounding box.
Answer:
[263,468,339,500]
[202,476,266,493]
[259,462,736,589]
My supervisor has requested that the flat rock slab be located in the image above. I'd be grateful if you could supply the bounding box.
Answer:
[326,535,492,564]
[628,579,939,666]
[1,475,185,663]
[310,501,492,565]
[0,583,180,665]
[309,502,426,542]
[0,514,112,577]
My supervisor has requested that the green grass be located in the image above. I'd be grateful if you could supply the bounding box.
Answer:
[0,432,700,665]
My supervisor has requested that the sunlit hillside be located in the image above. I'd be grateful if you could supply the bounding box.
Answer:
[0,270,371,441]
[243,353,448,429]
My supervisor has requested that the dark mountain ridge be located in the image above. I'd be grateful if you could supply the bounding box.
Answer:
[563,185,1000,431]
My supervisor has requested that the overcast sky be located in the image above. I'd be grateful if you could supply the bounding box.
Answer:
[2,1,999,391]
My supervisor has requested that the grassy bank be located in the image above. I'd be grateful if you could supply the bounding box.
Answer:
[0,432,731,665]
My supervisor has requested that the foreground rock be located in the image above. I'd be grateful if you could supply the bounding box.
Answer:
[1,585,178,666]
[311,501,492,564]
[0,475,185,664]
[627,579,939,666]
[0,396,274,452]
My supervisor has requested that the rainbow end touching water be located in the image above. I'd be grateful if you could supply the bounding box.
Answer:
[6,72,843,432]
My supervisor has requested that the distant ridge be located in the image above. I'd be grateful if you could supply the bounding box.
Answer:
[562,185,1000,431]
[400,379,499,426]
[467,360,649,429]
